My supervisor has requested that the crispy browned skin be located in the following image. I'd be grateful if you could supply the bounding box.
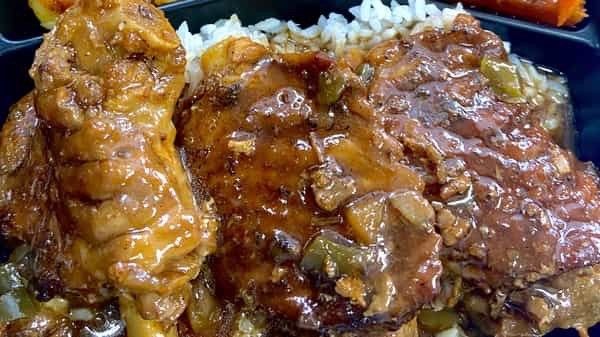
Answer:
[4,0,217,322]
[0,94,65,299]
[177,14,599,336]
[0,94,49,243]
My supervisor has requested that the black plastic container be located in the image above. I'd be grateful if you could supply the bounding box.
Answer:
[0,2,599,335]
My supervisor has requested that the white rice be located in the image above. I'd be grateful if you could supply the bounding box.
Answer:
[176,0,569,116]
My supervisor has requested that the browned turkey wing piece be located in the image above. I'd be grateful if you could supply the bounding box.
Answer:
[0,0,219,322]
[0,94,48,243]
[0,94,64,300]
[176,14,599,336]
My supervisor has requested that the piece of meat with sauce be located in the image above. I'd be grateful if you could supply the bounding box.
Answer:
[177,14,599,337]
[2,2,596,335]
[367,13,600,285]
[0,0,219,325]
[0,94,65,300]
[176,37,443,334]
[364,13,600,335]
[499,265,600,337]
[0,94,49,243]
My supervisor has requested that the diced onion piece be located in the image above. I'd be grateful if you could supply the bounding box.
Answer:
[231,312,266,337]
[390,190,435,230]
[344,192,386,244]
[42,297,69,316]
[70,308,95,321]
[187,280,220,334]
[0,288,38,322]
[0,264,26,295]
[119,295,178,337]
[356,63,375,84]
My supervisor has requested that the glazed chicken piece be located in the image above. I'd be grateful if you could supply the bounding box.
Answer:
[0,0,217,325]
[177,15,599,337]
[177,37,443,334]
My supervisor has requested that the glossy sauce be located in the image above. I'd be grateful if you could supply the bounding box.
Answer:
[368,15,600,284]
[178,39,443,329]
[178,14,600,334]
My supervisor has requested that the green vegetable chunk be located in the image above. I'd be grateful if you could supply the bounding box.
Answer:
[318,71,346,105]
[356,63,375,85]
[480,56,523,98]
[418,308,459,333]
[301,231,366,278]
[0,288,38,321]
[0,263,26,295]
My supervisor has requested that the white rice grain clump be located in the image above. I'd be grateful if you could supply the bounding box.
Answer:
[176,0,465,88]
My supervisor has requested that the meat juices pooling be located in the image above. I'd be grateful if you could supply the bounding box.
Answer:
[177,14,600,334]
[0,0,217,323]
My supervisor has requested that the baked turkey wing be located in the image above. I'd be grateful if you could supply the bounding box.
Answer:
[17,0,217,321]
